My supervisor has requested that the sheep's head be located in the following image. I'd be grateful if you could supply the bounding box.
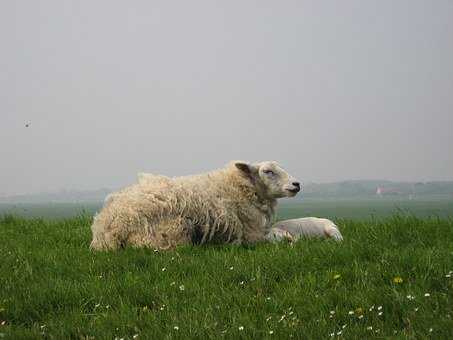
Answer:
[234,161,301,199]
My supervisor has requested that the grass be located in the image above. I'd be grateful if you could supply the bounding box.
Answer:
[0,211,452,339]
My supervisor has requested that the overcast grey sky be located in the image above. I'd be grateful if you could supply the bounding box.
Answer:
[1,1,452,195]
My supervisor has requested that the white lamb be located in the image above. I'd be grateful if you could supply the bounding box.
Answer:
[266,217,343,242]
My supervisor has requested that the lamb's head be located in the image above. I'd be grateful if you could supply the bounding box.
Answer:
[234,161,301,199]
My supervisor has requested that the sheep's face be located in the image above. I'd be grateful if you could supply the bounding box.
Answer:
[235,161,301,199]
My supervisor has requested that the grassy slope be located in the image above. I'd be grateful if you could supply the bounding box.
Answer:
[0,214,452,339]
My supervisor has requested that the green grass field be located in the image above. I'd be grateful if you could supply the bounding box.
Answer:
[1,202,452,339]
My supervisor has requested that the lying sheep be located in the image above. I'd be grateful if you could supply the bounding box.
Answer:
[90,161,301,250]
[266,217,343,242]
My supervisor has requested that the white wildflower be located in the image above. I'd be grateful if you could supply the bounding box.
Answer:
[238,326,244,331]
[179,285,185,291]
[424,293,430,297]
[348,311,354,315]
[174,326,179,330]
[377,306,382,311]
[269,330,274,335]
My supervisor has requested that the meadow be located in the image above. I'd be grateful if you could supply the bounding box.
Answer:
[0,200,452,339]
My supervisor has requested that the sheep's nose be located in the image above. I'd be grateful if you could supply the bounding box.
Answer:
[292,181,300,188]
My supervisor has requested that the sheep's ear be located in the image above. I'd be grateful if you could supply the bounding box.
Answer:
[234,161,258,180]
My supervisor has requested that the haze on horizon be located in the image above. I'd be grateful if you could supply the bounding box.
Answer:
[1,1,452,196]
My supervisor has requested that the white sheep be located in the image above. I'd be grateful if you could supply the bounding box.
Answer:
[266,217,343,242]
[90,161,301,250]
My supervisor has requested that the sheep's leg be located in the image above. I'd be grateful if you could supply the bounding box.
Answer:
[265,228,294,243]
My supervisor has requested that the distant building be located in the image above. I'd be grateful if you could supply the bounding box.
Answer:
[376,187,401,196]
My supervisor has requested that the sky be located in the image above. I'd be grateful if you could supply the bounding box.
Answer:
[1,1,452,196]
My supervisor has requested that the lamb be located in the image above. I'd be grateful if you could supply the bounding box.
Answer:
[90,161,301,250]
[266,217,343,242]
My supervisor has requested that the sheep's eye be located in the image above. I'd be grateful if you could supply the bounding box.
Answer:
[263,169,274,175]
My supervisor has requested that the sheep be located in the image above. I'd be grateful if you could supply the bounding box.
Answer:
[266,217,343,242]
[90,161,301,250]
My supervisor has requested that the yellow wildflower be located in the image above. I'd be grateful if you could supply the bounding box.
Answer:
[393,276,403,284]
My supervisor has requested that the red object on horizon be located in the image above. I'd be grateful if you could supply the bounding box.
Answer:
[376,187,401,195]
